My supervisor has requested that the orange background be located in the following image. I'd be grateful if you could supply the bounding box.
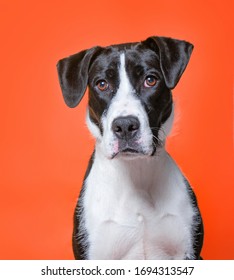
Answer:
[0,0,233,260]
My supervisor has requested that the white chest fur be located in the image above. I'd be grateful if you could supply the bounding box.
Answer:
[82,147,196,260]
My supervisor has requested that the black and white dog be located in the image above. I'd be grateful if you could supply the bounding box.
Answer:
[57,36,204,260]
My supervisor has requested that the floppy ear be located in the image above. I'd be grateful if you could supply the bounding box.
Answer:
[143,36,194,89]
[56,47,100,108]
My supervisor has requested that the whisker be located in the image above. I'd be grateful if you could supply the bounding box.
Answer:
[152,135,163,147]
[159,127,166,138]
[150,126,167,139]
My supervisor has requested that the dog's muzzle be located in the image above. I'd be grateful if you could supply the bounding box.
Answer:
[111,115,145,158]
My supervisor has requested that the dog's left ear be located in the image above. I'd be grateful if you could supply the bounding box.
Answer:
[57,46,101,108]
[143,36,194,89]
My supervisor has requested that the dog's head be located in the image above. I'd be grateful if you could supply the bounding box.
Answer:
[57,36,193,159]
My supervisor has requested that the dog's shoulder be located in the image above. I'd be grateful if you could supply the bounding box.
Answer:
[73,152,95,260]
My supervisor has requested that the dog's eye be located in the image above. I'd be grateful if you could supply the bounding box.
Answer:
[96,80,109,91]
[144,76,157,87]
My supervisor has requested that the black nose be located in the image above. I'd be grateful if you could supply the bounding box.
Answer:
[112,116,140,140]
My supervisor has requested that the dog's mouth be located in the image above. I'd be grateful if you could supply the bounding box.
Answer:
[111,144,141,159]
[108,132,157,160]
[111,145,156,160]
[111,150,140,159]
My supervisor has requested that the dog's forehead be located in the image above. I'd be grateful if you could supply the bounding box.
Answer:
[91,43,159,71]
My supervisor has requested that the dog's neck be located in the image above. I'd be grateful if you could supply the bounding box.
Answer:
[93,143,169,191]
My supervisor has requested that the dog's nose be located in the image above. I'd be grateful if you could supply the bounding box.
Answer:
[112,116,140,140]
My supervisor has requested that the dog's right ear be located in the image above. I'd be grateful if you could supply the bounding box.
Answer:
[57,47,100,108]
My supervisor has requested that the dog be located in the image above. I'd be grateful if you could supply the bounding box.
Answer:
[57,36,204,260]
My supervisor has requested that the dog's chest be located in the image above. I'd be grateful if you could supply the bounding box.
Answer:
[82,152,194,260]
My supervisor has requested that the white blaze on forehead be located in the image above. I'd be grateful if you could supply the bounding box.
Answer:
[108,53,140,120]
[118,53,134,98]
